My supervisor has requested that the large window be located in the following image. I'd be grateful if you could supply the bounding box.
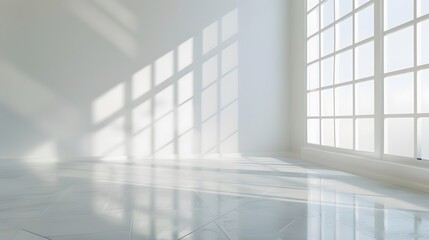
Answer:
[307,0,375,152]
[383,0,429,159]
[307,0,429,161]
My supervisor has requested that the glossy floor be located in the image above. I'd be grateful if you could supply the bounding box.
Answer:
[1,156,429,240]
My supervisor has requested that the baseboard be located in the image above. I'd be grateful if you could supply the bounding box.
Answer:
[300,147,429,193]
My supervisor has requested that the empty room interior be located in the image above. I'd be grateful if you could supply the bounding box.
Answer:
[1,0,429,239]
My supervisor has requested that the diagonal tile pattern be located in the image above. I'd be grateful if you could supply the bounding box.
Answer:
[1,157,429,239]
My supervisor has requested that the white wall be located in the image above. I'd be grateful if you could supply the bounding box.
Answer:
[0,0,290,160]
[289,0,307,154]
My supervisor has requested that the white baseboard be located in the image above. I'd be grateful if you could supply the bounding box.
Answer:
[300,147,429,193]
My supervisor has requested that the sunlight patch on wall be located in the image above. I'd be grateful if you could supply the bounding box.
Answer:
[202,115,218,153]
[178,72,194,104]
[221,69,238,108]
[92,83,125,124]
[178,130,194,155]
[222,9,238,42]
[221,41,238,74]
[132,99,151,134]
[201,84,217,121]
[178,38,194,71]
[203,21,219,54]
[202,55,218,88]
[155,51,174,86]
[132,127,152,158]
[132,65,152,100]
[178,100,194,135]
[154,112,174,153]
[88,8,239,159]
[221,101,238,152]
[154,85,174,120]
[92,116,126,157]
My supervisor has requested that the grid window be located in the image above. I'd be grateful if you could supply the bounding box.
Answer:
[385,118,414,158]
[308,34,320,63]
[355,41,374,79]
[335,49,353,84]
[308,0,428,161]
[384,26,414,73]
[335,85,353,116]
[418,118,429,160]
[308,7,320,37]
[417,0,429,17]
[321,57,334,87]
[336,118,353,149]
[355,80,374,115]
[384,0,413,31]
[417,19,429,66]
[335,16,353,50]
[308,62,320,90]
[355,4,374,43]
[322,118,335,146]
[355,0,370,9]
[308,119,320,144]
[335,0,352,20]
[307,0,375,154]
[321,88,334,116]
[384,72,414,114]
[308,91,320,117]
[417,69,429,113]
[356,118,374,152]
[382,0,429,160]
[321,27,335,57]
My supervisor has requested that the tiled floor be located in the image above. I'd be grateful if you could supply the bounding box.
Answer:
[1,156,429,240]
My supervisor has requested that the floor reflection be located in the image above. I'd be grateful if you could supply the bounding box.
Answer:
[1,157,429,239]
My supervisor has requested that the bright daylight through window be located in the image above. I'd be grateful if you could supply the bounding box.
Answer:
[307,0,429,160]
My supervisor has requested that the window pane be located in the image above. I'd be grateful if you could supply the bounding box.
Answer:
[355,4,374,43]
[321,0,334,28]
[308,7,320,37]
[335,0,352,20]
[308,119,320,144]
[384,27,414,72]
[336,118,353,149]
[321,57,334,87]
[418,69,429,113]
[417,0,429,17]
[335,50,353,84]
[355,80,374,115]
[307,62,320,90]
[308,34,320,63]
[335,84,353,116]
[321,88,334,116]
[385,118,414,157]
[417,19,429,66]
[321,26,335,57]
[355,41,374,79]
[336,16,353,50]
[322,119,335,146]
[418,118,429,160]
[384,0,414,30]
[356,118,374,152]
[308,91,320,117]
[384,72,414,114]
[308,0,319,12]
[355,0,370,9]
